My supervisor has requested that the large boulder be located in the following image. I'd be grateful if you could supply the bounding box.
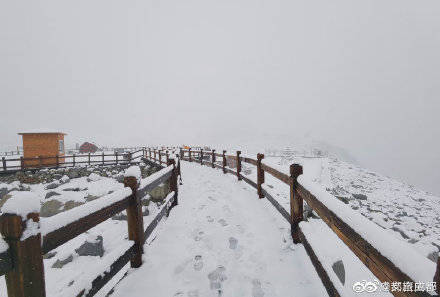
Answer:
[0,193,12,209]
[45,182,59,190]
[67,170,79,179]
[75,235,104,257]
[0,187,7,200]
[40,199,63,217]
[149,182,170,201]
[63,200,84,211]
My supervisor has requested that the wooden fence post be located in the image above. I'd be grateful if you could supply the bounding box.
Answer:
[200,149,203,165]
[435,258,439,295]
[20,157,24,171]
[88,153,91,166]
[166,151,169,164]
[257,153,265,198]
[148,148,151,159]
[290,164,303,244]
[72,154,76,167]
[236,151,242,180]
[158,150,162,164]
[188,148,192,162]
[175,154,182,185]
[154,150,157,162]
[179,148,183,159]
[123,176,144,268]
[2,157,6,171]
[102,152,105,165]
[1,211,46,297]
[211,149,215,168]
[55,155,59,168]
[115,152,118,165]
[222,150,226,174]
[167,159,178,207]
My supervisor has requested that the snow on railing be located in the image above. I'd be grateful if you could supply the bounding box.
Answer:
[41,188,132,236]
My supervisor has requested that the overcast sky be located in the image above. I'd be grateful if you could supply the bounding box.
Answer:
[1,0,439,194]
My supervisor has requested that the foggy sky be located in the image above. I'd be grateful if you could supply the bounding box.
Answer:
[1,0,439,195]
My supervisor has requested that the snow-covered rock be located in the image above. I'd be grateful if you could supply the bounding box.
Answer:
[1,191,40,219]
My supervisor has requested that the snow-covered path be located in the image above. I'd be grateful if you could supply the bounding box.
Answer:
[110,162,327,297]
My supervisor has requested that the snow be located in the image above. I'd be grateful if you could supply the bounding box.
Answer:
[139,165,173,189]
[298,176,436,283]
[300,219,393,297]
[21,219,40,240]
[0,238,7,253]
[1,191,40,219]
[41,188,132,235]
[110,162,327,297]
[124,166,141,182]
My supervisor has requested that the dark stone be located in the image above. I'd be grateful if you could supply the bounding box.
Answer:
[52,254,73,268]
[332,260,345,285]
[43,251,57,259]
[85,194,99,202]
[75,235,104,257]
[45,182,59,190]
[45,191,61,199]
[352,193,367,200]
[63,187,86,192]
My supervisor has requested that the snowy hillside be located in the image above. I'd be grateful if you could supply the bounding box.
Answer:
[227,144,440,265]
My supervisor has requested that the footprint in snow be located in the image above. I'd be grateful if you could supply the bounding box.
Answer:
[174,259,192,274]
[206,216,214,223]
[252,279,265,297]
[194,231,205,241]
[218,219,228,227]
[208,266,227,293]
[208,196,217,202]
[193,255,203,271]
[187,290,199,297]
[228,237,238,250]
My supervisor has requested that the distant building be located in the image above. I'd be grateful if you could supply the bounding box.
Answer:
[18,132,66,167]
[79,142,98,154]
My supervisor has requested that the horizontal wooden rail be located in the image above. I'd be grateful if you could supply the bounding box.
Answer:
[0,149,146,173]
[261,163,290,185]
[42,191,132,254]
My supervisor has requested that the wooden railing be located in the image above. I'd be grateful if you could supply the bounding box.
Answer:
[171,147,439,297]
[0,149,148,173]
[0,157,180,297]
